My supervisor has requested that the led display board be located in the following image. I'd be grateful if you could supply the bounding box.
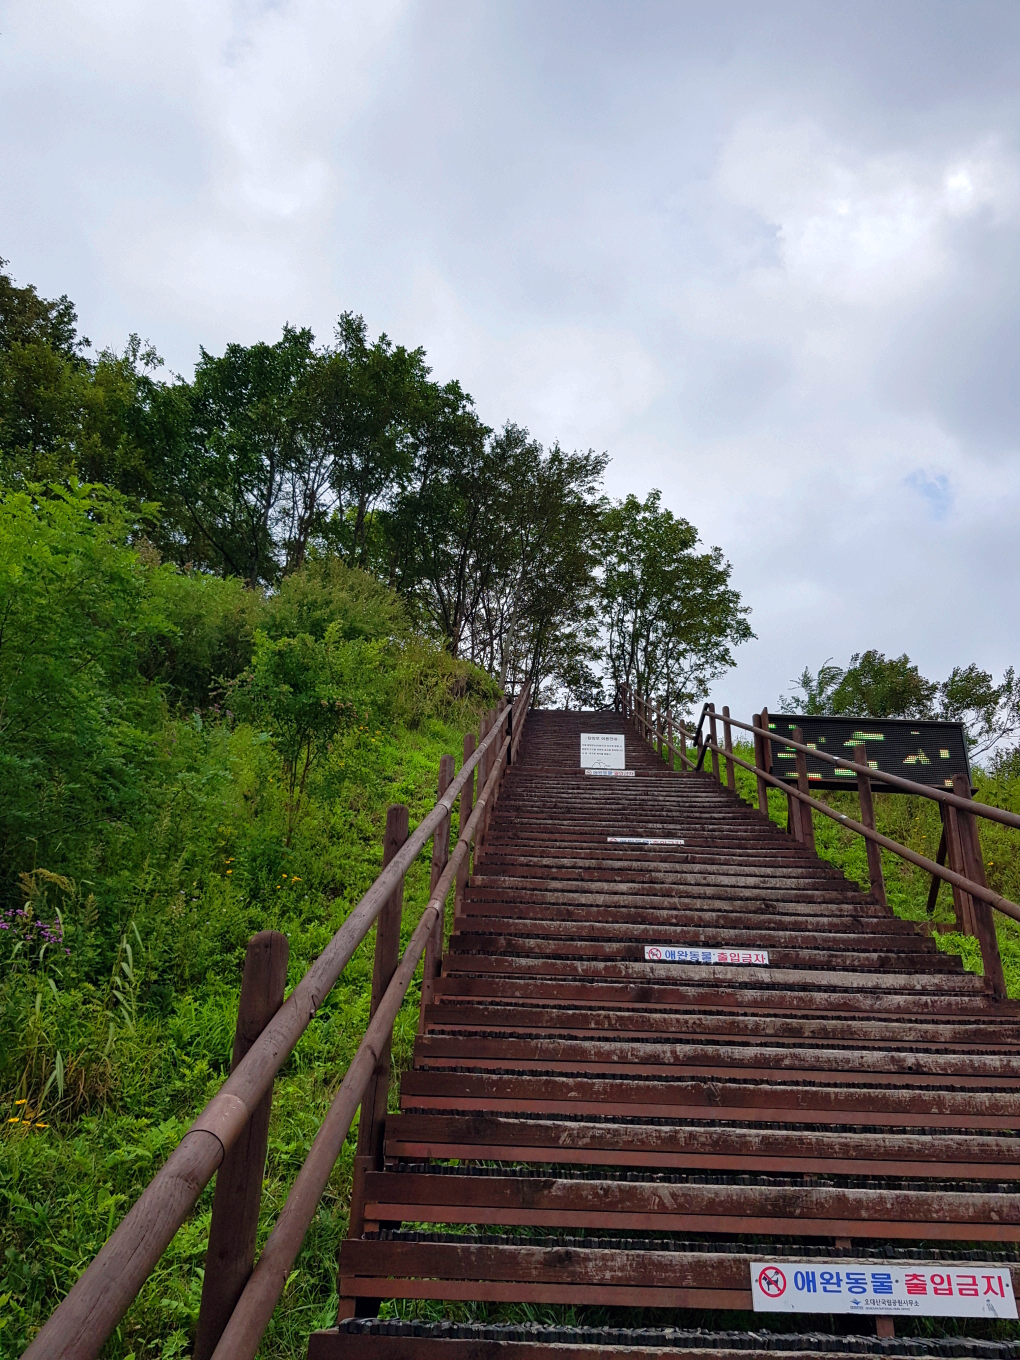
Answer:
[765,715,971,792]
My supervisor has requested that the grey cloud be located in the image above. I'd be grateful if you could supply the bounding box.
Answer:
[1,0,1018,724]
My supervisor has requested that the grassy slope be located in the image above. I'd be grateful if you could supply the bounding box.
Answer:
[0,712,479,1360]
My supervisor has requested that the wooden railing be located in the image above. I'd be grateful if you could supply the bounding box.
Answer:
[24,682,531,1360]
[622,685,1020,1002]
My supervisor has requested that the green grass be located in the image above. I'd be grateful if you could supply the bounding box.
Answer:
[0,710,484,1360]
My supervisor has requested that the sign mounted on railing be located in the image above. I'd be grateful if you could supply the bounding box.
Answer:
[766,715,971,792]
[580,733,625,769]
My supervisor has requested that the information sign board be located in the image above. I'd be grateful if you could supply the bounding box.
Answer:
[644,946,769,965]
[750,1260,1016,1319]
[580,733,625,769]
[766,715,971,792]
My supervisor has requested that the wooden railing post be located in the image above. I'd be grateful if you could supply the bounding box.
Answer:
[666,710,675,771]
[418,755,455,1030]
[953,773,1006,999]
[708,705,721,783]
[474,710,494,860]
[453,732,476,927]
[679,719,688,771]
[853,743,887,908]
[347,804,408,1245]
[481,706,500,846]
[654,699,663,758]
[943,796,974,934]
[752,714,769,816]
[792,725,816,854]
[194,931,289,1360]
[722,705,736,792]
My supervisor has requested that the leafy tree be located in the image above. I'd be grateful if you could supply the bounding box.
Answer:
[786,653,1019,755]
[788,650,937,720]
[937,664,1020,755]
[384,393,497,654]
[600,490,753,712]
[297,313,431,570]
[0,260,160,495]
[227,628,357,843]
[0,258,84,357]
[475,427,607,699]
[148,327,314,587]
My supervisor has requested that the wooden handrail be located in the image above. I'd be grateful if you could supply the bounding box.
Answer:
[698,706,1020,832]
[24,684,530,1360]
[208,698,525,1360]
[627,690,1020,926]
[629,691,1015,997]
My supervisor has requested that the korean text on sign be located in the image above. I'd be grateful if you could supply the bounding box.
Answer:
[749,1262,1016,1318]
[643,946,769,966]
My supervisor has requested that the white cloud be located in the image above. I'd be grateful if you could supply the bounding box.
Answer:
[717,121,1020,305]
[1,1,1018,720]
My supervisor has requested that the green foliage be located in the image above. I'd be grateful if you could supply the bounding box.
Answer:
[0,256,753,1358]
[0,496,497,1356]
[228,629,360,842]
[788,651,1019,754]
[601,489,754,713]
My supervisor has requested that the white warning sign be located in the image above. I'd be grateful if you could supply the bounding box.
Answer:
[750,1261,1017,1318]
[580,733,625,769]
[584,768,635,778]
[644,946,769,965]
[608,837,684,845]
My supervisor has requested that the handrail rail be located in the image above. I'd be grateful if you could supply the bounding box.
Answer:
[626,685,1017,1001]
[704,733,1020,926]
[618,683,696,771]
[693,704,1020,832]
[207,696,525,1359]
[24,682,530,1360]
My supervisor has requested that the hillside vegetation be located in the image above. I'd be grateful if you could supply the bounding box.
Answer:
[0,256,755,1358]
[0,484,505,1357]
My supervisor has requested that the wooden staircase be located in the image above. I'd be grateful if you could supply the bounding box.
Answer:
[311,710,1020,1360]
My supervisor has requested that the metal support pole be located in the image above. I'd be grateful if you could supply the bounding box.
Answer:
[708,705,721,783]
[722,705,736,792]
[854,743,886,908]
[793,726,815,854]
[418,754,455,1029]
[752,715,769,816]
[953,773,1006,999]
[194,931,289,1360]
[346,804,408,1247]
[927,820,948,916]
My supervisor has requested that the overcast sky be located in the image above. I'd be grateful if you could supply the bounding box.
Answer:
[2,0,1018,717]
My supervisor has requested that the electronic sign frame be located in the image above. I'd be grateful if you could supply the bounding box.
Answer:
[765,715,972,792]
